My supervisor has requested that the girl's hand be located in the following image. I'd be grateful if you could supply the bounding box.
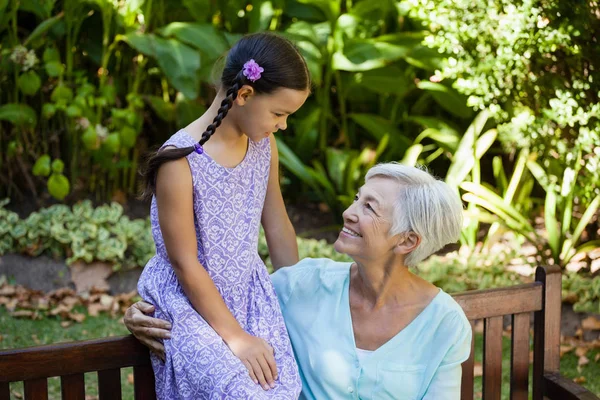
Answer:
[226,332,278,390]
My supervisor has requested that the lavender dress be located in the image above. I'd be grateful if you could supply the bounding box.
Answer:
[137,130,301,399]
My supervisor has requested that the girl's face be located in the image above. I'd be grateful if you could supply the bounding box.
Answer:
[233,86,310,142]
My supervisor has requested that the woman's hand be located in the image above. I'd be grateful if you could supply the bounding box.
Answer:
[124,301,172,362]
[226,332,278,390]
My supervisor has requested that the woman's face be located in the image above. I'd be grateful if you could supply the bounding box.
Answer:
[334,177,403,262]
[234,86,309,142]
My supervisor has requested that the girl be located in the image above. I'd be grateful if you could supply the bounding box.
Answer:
[137,32,310,399]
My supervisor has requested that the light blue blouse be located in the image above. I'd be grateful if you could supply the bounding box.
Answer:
[271,258,472,400]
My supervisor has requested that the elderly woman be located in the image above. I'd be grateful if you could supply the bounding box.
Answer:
[125,163,471,399]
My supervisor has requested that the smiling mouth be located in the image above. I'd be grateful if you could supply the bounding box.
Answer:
[342,227,362,237]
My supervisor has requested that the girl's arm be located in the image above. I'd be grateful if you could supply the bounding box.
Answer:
[156,157,277,390]
[261,136,299,270]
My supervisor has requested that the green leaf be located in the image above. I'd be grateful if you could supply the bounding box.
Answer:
[82,126,100,150]
[460,182,537,238]
[45,60,65,77]
[157,23,229,60]
[248,0,275,33]
[405,45,444,70]
[19,0,54,19]
[353,66,412,96]
[348,113,411,153]
[333,38,411,72]
[103,133,121,154]
[120,126,137,149]
[51,159,65,174]
[23,11,64,46]
[145,95,176,122]
[32,154,52,177]
[43,47,60,63]
[123,32,200,99]
[401,144,423,167]
[48,173,70,201]
[295,0,340,23]
[18,70,41,96]
[567,194,600,255]
[544,183,560,260]
[0,103,37,128]
[446,110,489,188]
[326,148,353,192]
[182,0,210,22]
[416,81,473,118]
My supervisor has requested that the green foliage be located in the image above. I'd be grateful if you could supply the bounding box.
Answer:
[0,199,154,270]
[407,0,600,205]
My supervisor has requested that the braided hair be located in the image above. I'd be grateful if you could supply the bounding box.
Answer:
[140,32,310,199]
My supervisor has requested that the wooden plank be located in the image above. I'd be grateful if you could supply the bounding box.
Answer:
[133,364,156,400]
[538,266,562,372]
[533,265,562,400]
[24,378,48,399]
[461,320,476,400]
[454,283,543,320]
[98,369,122,400]
[510,312,530,400]
[483,316,503,400]
[0,335,150,382]
[543,372,600,400]
[0,382,10,400]
[61,373,85,400]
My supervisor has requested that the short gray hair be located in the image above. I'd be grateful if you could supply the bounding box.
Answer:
[365,162,463,267]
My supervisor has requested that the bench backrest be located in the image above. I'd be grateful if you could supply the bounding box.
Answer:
[0,266,562,400]
[456,265,561,400]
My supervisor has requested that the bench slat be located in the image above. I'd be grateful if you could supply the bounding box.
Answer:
[0,382,9,400]
[24,378,48,399]
[461,320,476,400]
[61,373,85,400]
[510,312,530,400]
[133,364,156,400]
[98,369,122,400]
[0,336,150,382]
[455,283,542,320]
[483,316,503,400]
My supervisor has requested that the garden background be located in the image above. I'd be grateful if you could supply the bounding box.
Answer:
[1,0,599,398]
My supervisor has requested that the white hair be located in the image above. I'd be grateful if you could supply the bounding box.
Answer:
[365,162,463,267]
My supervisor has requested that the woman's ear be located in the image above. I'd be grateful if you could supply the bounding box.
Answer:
[235,85,255,106]
[394,232,421,256]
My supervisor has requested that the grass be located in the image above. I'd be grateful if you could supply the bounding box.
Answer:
[1,309,599,399]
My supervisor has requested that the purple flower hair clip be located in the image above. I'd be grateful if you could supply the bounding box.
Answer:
[242,59,264,82]
[193,143,204,155]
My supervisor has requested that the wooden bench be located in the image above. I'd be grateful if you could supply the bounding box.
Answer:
[0,265,598,399]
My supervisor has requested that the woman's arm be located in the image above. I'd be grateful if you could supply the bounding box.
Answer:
[261,136,299,270]
[155,158,277,389]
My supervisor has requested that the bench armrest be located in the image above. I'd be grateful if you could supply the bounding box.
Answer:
[543,372,599,400]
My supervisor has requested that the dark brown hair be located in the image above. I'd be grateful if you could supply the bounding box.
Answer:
[140,32,310,199]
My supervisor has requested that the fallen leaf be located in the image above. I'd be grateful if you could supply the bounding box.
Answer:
[6,298,18,312]
[595,353,600,363]
[474,362,483,377]
[127,373,134,384]
[0,286,16,296]
[61,321,72,328]
[87,303,104,317]
[68,312,86,323]
[0,296,11,305]
[100,294,114,307]
[560,345,574,357]
[11,390,23,399]
[50,304,72,317]
[575,347,589,358]
[31,334,41,345]
[575,328,584,338]
[573,376,586,384]
[11,310,34,318]
[69,261,112,293]
[62,296,80,308]
[578,355,589,367]
[582,316,600,331]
